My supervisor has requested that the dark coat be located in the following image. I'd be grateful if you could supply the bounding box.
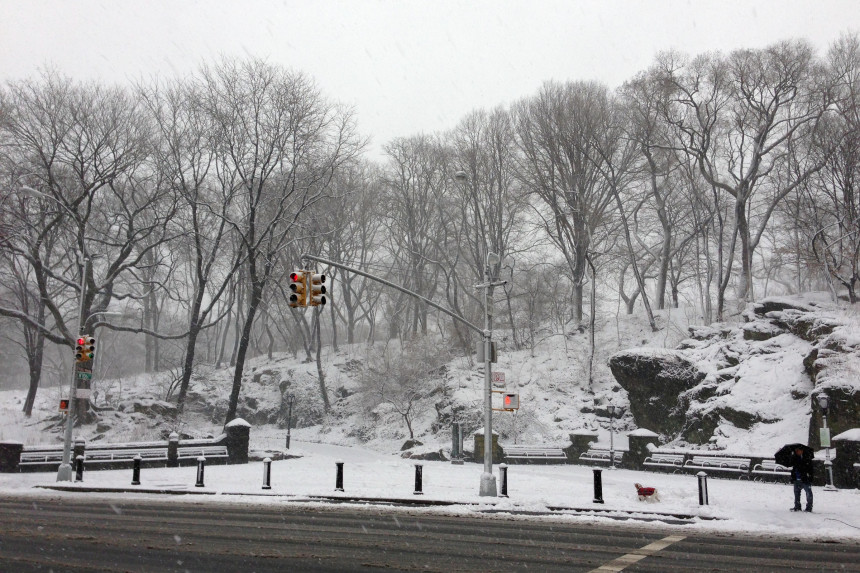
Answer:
[790,452,814,484]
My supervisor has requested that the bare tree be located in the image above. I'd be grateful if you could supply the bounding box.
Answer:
[513,81,618,325]
[198,58,361,423]
[660,41,831,313]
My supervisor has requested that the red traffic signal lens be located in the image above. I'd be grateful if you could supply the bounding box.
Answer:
[77,337,86,346]
[504,396,511,404]
[290,272,301,282]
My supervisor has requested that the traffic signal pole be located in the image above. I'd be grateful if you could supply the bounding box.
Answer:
[300,254,504,496]
[57,258,88,482]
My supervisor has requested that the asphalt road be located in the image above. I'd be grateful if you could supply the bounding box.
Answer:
[0,495,858,572]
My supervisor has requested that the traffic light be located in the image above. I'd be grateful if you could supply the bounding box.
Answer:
[289,271,307,307]
[308,273,327,306]
[59,398,69,411]
[502,393,519,410]
[75,335,95,363]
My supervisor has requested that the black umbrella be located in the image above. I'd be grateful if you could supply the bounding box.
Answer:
[774,443,813,466]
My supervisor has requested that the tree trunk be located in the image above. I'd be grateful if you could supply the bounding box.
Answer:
[225,280,263,424]
[314,310,330,412]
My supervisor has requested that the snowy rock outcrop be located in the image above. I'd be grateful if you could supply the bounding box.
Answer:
[610,296,860,447]
[607,348,704,436]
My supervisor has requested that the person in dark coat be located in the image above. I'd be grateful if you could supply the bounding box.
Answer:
[790,447,814,512]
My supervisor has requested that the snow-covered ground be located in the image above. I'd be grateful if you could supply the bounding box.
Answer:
[2,440,859,542]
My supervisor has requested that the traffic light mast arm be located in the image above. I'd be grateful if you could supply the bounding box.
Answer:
[300,254,483,336]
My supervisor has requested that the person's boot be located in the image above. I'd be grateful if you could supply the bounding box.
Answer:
[804,506,812,512]
[790,506,802,511]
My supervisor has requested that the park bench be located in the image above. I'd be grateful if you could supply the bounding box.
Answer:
[85,448,169,463]
[19,449,64,466]
[579,448,624,464]
[643,452,686,470]
[503,445,567,463]
[751,459,791,480]
[177,445,228,460]
[684,455,750,476]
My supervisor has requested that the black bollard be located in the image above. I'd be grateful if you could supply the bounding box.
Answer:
[697,471,709,505]
[262,457,272,490]
[499,463,509,498]
[414,464,423,495]
[335,460,344,492]
[592,468,604,503]
[74,455,84,482]
[131,454,141,485]
[195,456,205,487]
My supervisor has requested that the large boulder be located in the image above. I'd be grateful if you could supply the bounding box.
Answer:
[608,348,704,437]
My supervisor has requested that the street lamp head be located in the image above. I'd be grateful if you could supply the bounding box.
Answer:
[816,393,830,410]
[607,404,616,416]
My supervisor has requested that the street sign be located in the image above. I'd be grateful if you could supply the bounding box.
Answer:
[492,372,505,383]
[75,388,91,399]
[76,371,92,380]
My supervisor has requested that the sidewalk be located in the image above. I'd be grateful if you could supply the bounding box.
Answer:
[3,442,859,541]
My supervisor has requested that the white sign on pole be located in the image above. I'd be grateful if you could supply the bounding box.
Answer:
[492,372,505,384]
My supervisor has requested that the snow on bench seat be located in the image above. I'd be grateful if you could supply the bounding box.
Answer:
[85,449,168,463]
[751,459,791,478]
[19,451,64,465]
[643,453,685,469]
[579,448,624,464]
[504,446,567,461]
[684,455,750,473]
[177,445,228,459]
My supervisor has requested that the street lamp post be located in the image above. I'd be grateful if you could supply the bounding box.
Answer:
[816,393,838,491]
[286,393,295,449]
[454,171,506,497]
[608,404,616,470]
[478,250,502,496]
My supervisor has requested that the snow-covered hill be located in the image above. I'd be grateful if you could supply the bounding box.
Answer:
[3,293,855,459]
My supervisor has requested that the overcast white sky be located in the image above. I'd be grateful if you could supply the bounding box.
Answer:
[2,0,859,158]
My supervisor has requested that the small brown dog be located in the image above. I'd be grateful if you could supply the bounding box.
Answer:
[635,483,660,502]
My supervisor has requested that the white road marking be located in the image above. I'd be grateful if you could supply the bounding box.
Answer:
[589,534,686,572]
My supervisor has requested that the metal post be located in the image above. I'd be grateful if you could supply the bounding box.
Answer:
[131,454,141,485]
[697,471,709,505]
[58,258,89,482]
[452,422,464,465]
[479,251,499,497]
[74,455,84,482]
[499,463,508,498]
[335,460,344,492]
[609,406,616,470]
[414,464,423,495]
[822,412,837,491]
[286,394,294,449]
[195,456,205,487]
[262,457,272,490]
[593,468,604,503]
